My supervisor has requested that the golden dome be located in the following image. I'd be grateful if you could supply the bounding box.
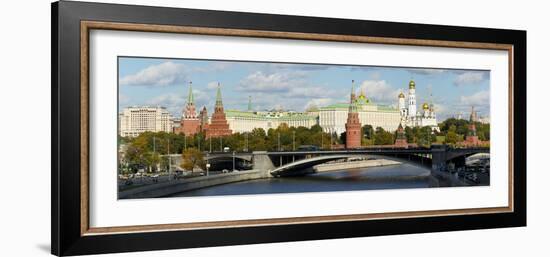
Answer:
[422,102,429,110]
[409,80,416,89]
[398,92,405,98]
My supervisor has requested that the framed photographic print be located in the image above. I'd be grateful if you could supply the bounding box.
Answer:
[51,1,526,256]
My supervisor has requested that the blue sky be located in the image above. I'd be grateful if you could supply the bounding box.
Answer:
[118,57,490,120]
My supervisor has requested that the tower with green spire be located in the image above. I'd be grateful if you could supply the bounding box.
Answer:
[215,82,224,112]
[349,79,358,113]
[206,82,232,139]
[187,81,194,104]
[247,95,252,112]
[175,81,200,135]
[345,80,361,148]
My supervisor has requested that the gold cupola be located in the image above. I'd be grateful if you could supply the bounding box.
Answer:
[409,80,416,89]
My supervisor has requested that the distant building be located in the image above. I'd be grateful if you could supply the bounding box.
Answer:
[225,110,318,133]
[172,118,181,130]
[478,116,490,124]
[398,80,439,132]
[119,106,173,137]
[221,95,318,133]
[319,81,401,134]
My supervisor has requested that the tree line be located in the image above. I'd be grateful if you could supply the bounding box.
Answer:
[118,118,489,173]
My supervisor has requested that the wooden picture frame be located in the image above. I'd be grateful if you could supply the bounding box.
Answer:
[52,1,526,255]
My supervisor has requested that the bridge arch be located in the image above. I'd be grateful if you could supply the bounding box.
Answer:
[270,155,360,177]
[205,156,253,171]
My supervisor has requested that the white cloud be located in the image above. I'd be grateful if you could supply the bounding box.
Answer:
[285,86,336,99]
[304,98,335,110]
[453,71,487,86]
[359,80,401,103]
[146,89,210,117]
[206,81,219,89]
[237,71,307,93]
[146,93,185,116]
[120,62,189,86]
[460,90,490,106]
[235,70,339,111]
[407,68,446,76]
[369,71,381,80]
[433,103,454,119]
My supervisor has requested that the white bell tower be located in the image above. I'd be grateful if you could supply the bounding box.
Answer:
[408,80,417,119]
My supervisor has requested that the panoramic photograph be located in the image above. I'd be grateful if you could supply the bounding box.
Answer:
[117,57,491,199]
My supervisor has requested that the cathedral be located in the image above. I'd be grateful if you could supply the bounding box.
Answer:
[398,80,439,132]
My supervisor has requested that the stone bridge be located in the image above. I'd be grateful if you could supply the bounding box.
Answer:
[203,145,489,175]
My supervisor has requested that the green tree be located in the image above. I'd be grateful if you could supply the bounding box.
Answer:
[362,125,374,139]
[181,148,205,172]
[249,128,267,151]
[373,127,394,145]
[417,126,436,147]
[404,126,414,143]
[445,131,459,144]
[339,132,346,145]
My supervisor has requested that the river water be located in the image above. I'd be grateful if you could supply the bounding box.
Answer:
[170,163,431,197]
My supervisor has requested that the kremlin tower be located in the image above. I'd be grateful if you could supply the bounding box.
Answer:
[345,80,362,149]
[175,81,200,136]
[205,83,232,139]
[394,123,408,148]
[464,106,481,146]
[199,106,209,132]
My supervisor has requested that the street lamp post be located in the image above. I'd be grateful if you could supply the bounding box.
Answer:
[321,132,323,150]
[206,152,210,176]
[167,138,171,181]
[292,131,296,162]
[277,132,281,151]
[232,151,236,172]
[152,136,156,173]
[245,133,249,152]
[220,137,222,152]
[293,131,296,151]
[197,136,201,151]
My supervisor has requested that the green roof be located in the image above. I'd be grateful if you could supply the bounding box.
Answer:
[319,102,399,113]
[225,110,317,120]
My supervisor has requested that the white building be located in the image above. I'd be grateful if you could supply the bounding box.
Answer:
[225,110,318,133]
[319,89,401,135]
[119,106,174,137]
[399,80,439,132]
